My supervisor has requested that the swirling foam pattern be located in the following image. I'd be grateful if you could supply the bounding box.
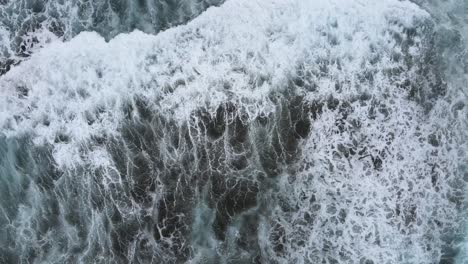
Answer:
[0,0,467,263]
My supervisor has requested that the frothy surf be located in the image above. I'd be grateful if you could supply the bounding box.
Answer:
[0,0,467,263]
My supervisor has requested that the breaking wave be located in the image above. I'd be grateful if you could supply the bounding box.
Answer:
[0,0,467,263]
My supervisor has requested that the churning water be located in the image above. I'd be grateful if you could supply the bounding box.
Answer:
[0,0,467,263]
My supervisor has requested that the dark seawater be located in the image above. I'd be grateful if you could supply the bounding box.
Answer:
[0,0,223,75]
[0,0,467,263]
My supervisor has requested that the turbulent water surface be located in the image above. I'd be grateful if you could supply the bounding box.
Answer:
[0,0,467,263]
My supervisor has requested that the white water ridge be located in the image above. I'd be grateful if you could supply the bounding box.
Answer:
[0,0,467,263]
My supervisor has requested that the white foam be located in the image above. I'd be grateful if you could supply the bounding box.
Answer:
[0,0,428,144]
[1,0,463,262]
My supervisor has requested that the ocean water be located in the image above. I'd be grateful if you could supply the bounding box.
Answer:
[0,0,467,263]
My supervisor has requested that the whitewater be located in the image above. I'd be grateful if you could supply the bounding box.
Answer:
[0,0,467,263]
